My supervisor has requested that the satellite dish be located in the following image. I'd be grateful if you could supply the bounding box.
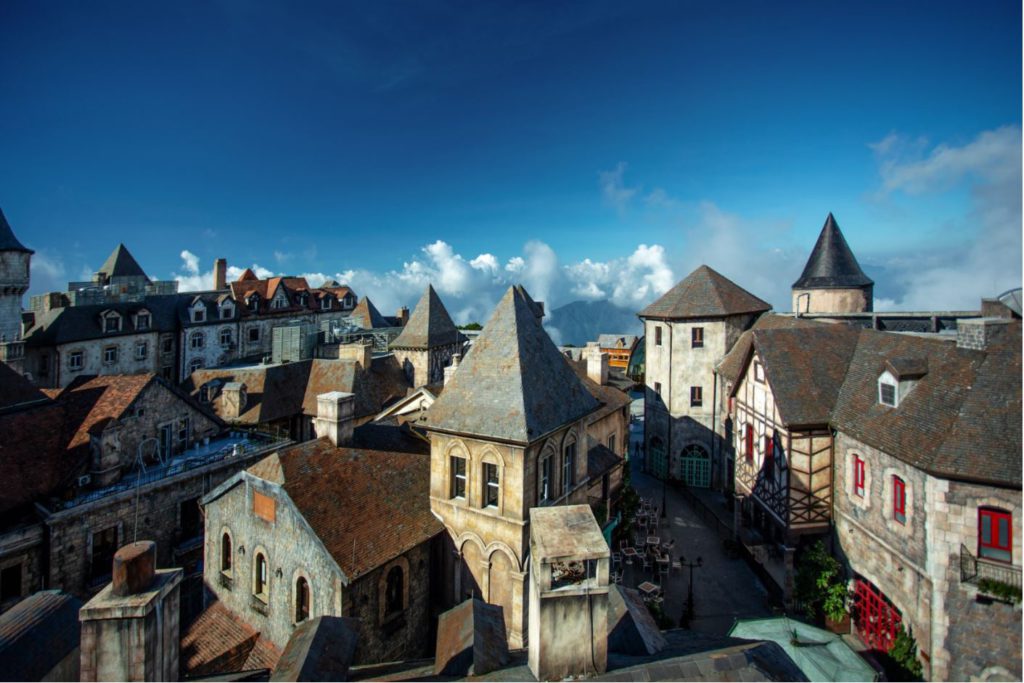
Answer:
[997,288,1022,317]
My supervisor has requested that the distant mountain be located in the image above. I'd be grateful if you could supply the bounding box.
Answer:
[547,300,643,347]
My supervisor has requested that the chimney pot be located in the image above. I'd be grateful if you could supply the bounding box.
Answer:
[111,541,157,596]
[587,346,609,386]
[314,391,355,446]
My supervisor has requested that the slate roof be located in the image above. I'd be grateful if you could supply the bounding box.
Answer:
[0,590,83,681]
[792,213,874,289]
[0,206,32,253]
[588,443,623,480]
[98,243,150,280]
[832,324,1021,488]
[180,601,281,678]
[598,334,640,349]
[349,296,390,329]
[568,359,633,421]
[255,439,443,579]
[24,294,180,345]
[390,285,465,350]
[747,326,860,427]
[638,266,771,320]
[186,356,411,425]
[0,363,50,413]
[426,286,599,444]
[715,314,827,384]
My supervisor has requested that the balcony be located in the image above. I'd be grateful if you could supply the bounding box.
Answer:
[960,544,1022,603]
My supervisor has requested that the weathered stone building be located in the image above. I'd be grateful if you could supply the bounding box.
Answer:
[639,265,771,489]
[0,207,32,375]
[425,285,627,648]
[197,396,445,666]
[390,285,467,388]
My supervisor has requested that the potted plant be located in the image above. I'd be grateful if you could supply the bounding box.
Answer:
[794,541,850,632]
[821,575,851,633]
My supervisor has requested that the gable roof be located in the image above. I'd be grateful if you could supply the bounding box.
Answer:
[426,285,599,443]
[57,373,158,453]
[349,296,389,329]
[716,314,826,384]
[638,265,771,320]
[98,243,149,280]
[0,207,32,253]
[390,285,465,350]
[792,213,874,289]
[253,440,443,579]
[0,363,50,413]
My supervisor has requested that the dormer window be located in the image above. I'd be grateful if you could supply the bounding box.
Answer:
[220,302,234,320]
[879,382,897,406]
[248,295,260,312]
[271,292,288,309]
[136,311,151,330]
[103,312,122,333]
[191,303,206,323]
[343,294,353,309]
[321,297,332,310]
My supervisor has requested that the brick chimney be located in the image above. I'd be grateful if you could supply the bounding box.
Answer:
[444,353,462,386]
[314,391,355,447]
[397,306,410,326]
[586,343,609,386]
[337,341,372,369]
[79,541,182,682]
[956,318,1011,351]
[213,258,227,290]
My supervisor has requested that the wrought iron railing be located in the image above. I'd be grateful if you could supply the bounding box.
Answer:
[961,544,1022,590]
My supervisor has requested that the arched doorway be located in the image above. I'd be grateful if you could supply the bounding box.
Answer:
[649,437,666,478]
[675,444,711,488]
[853,577,902,653]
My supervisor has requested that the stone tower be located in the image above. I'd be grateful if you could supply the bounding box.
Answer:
[425,285,599,648]
[390,284,466,387]
[638,265,770,488]
[0,207,32,371]
[791,213,874,314]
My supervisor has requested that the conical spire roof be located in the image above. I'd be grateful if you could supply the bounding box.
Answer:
[638,265,771,320]
[792,213,874,289]
[391,285,465,350]
[426,285,598,443]
[350,296,388,329]
[98,243,149,280]
[0,207,32,253]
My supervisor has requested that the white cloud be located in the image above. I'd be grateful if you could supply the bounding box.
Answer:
[173,251,276,291]
[599,162,638,211]
[869,126,1022,309]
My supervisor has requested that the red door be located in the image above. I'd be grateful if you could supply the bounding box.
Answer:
[853,578,902,652]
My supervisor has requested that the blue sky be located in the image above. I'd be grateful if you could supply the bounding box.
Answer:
[1,0,1020,324]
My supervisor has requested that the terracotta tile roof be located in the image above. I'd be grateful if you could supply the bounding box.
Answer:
[188,356,410,425]
[792,213,873,289]
[639,265,771,320]
[57,373,156,453]
[180,601,281,677]
[390,285,465,350]
[255,439,443,580]
[427,286,599,443]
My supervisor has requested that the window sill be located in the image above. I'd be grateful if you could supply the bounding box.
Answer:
[219,572,233,590]
[251,595,270,615]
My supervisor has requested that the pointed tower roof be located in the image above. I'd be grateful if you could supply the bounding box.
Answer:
[390,285,465,350]
[638,265,771,320]
[426,286,599,443]
[793,213,874,289]
[98,244,149,280]
[349,296,388,329]
[238,268,259,282]
[0,207,32,253]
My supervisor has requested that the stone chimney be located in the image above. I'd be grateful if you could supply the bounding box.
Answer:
[337,341,373,369]
[314,391,355,447]
[79,541,182,682]
[397,306,410,326]
[213,258,228,290]
[528,506,610,680]
[220,382,248,419]
[586,343,609,386]
[956,318,1011,351]
[444,353,462,386]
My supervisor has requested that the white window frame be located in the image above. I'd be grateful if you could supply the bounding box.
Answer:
[135,341,147,360]
[103,346,118,364]
[69,350,84,370]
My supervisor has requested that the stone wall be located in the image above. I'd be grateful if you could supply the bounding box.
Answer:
[791,286,872,314]
[180,321,238,382]
[31,332,162,388]
[0,250,30,343]
[0,521,45,613]
[392,341,462,388]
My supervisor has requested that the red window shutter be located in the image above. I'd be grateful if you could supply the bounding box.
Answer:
[854,456,865,497]
[893,477,906,523]
[765,436,774,464]
[745,425,754,461]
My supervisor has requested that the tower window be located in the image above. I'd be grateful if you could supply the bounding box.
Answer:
[690,386,703,407]
[484,463,499,508]
[295,576,310,622]
[254,552,269,601]
[450,456,466,499]
[221,532,232,574]
[692,327,704,348]
[655,326,663,346]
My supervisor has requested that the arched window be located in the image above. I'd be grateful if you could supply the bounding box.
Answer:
[221,532,232,574]
[385,565,404,616]
[190,331,205,349]
[295,576,310,622]
[254,552,268,600]
[562,436,578,491]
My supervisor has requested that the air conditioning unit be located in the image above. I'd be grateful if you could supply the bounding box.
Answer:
[77,474,92,487]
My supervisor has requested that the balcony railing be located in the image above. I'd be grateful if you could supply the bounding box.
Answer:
[961,544,1022,592]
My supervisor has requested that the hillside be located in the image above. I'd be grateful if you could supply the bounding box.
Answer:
[547,300,643,347]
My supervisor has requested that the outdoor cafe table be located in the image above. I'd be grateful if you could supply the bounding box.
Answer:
[646,536,661,548]
[638,581,660,598]
[622,547,638,560]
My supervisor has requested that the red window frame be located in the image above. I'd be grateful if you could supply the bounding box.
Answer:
[893,476,906,524]
[744,424,754,462]
[978,508,1013,563]
[853,456,865,497]
[764,434,774,467]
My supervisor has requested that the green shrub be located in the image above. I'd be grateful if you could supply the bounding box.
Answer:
[887,624,923,681]
[978,578,1023,603]
[794,541,849,622]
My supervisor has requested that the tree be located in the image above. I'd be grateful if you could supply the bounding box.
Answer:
[457,322,482,330]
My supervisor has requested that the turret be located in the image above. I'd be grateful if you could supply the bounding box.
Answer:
[0,207,32,370]
[792,213,874,314]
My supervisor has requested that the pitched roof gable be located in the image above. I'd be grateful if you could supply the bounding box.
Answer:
[98,243,149,280]
[390,285,465,350]
[426,285,599,443]
[638,265,771,320]
[349,296,389,329]
[792,213,874,289]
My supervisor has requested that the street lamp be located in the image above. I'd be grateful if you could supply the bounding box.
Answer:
[679,555,703,628]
